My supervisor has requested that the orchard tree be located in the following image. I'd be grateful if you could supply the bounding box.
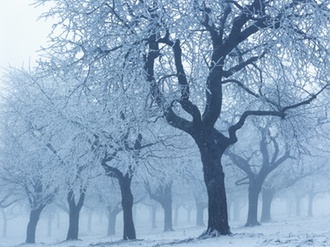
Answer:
[36,0,330,237]
[228,121,292,226]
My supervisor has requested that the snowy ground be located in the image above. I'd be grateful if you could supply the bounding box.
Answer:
[1,215,330,247]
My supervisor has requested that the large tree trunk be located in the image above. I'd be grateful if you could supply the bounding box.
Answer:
[66,189,86,241]
[26,206,44,243]
[163,201,173,232]
[245,180,262,227]
[120,174,136,240]
[198,139,230,236]
[260,187,275,223]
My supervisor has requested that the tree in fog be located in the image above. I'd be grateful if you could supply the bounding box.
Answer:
[228,120,292,226]
[36,0,330,237]
[0,70,66,243]
[92,175,122,236]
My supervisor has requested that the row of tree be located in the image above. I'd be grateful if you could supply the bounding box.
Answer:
[1,0,330,242]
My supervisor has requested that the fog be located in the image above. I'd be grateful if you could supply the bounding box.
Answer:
[1,1,330,247]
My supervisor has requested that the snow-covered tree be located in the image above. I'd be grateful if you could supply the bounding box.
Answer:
[32,0,330,237]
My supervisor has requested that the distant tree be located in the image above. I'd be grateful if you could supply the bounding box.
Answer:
[145,180,173,232]
[228,121,292,226]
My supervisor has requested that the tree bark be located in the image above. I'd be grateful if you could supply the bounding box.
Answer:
[66,189,86,241]
[26,206,44,243]
[197,136,230,236]
[260,187,275,223]
[120,174,136,240]
[245,180,262,227]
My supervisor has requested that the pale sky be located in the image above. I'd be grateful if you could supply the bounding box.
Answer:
[0,0,52,73]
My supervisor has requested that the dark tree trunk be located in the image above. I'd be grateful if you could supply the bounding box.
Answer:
[106,205,121,236]
[162,184,173,232]
[260,187,275,223]
[66,189,86,241]
[120,174,136,240]
[197,136,231,236]
[162,199,173,232]
[245,180,262,227]
[196,201,206,227]
[26,206,44,243]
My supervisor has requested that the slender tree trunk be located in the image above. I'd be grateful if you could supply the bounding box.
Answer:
[106,205,121,236]
[162,184,173,232]
[26,206,44,244]
[66,190,85,241]
[195,201,206,227]
[245,181,262,227]
[199,142,230,236]
[260,187,275,223]
[307,192,314,217]
[295,195,301,217]
[151,205,157,229]
[120,174,136,240]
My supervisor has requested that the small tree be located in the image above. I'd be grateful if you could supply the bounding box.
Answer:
[228,122,292,226]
